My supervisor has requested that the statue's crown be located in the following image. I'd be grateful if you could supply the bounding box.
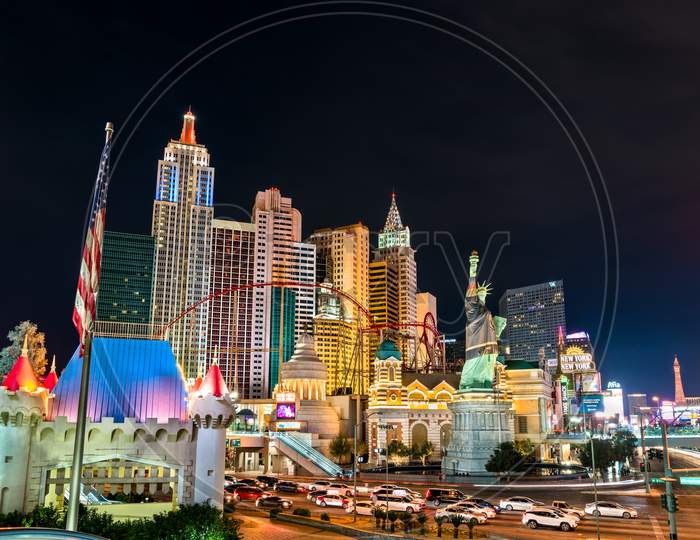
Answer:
[476,281,492,295]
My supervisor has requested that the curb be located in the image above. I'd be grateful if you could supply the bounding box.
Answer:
[272,512,419,540]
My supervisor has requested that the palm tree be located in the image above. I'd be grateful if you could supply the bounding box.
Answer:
[329,434,351,464]
[435,515,445,538]
[400,511,414,533]
[372,507,385,529]
[466,517,478,539]
[387,511,399,532]
[416,513,428,535]
[450,514,466,539]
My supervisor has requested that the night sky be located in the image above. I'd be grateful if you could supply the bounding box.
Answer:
[3,2,698,400]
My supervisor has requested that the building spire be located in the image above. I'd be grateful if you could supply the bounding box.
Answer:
[21,333,29,359]
[674,354,686,406]
[180,107,197,145]
[383,191,403,232]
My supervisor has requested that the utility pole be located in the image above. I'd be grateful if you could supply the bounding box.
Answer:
[588,412,601,540]
[353,423,358,522]
[662,421,678,540]
[638,413,651,494]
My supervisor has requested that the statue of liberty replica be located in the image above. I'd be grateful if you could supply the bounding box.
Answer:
[443,250,514,475]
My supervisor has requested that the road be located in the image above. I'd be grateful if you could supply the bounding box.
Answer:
[231,470,700,539]
[234,504,353,540]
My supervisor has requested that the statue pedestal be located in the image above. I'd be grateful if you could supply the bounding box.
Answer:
[442,390,513,475]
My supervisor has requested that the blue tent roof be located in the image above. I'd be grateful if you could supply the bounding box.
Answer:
[376,338,401,360]
[49,338,188,423]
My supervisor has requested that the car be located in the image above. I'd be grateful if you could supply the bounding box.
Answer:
[522,509,578,531]
[238,478,264,488]
[309,480,334,492]
[224,482,247,493]
[327,483,354,497]
[585,501,638,519]
[465,497,501,513]
[316,494,350,508]
[499,497,544,512]
[551,501,585,518]
[275,481,306,494]
[256,475,279,488]
[307,489,328,503]
[537,507,580,523]
[448,501,496,519]
[436,508,487,526]
[256,495,293,510]
[233,486,267,501]
[373,494,425,513]
[346,501,376,516]
[404,489,426,502]
[425,488,466,507]
[372,484,401,493]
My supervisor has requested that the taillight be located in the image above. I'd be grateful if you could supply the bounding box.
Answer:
[425,490,430,498]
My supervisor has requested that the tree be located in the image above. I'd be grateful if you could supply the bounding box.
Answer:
[485,442,523,473]
[575,438,616,472]
[329,434,352,464]
[387,439,410,460]
[434,515,445,538]
[411,441,435,466]
[450,514,466,539]
[387,511,399,532]
[0,321,47,378]
[612,429,638,464]
[513,439,535,461]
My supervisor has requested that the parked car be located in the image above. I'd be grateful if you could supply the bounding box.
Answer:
[435,507,487,526]
[373,494,425,513]
[233,486,267,501]
[307,489,328,503]
[316,494,350,508]
[275,481,306,494]
[256,495,293,510]
[551,501,585,518]
[499,496,544,512]
[522,509,578,531]
[448,501,496,519]
[346,501,376,516]
[327,483,354,497]
[585,501,638,519]
[256,475,279,488]
[425,488,466,507]
[238,478,264,488]
[309,480,334,492]
[465,497,501,513]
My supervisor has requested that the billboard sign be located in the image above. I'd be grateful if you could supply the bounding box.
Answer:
[560,353,595,373]
[579,394,604,413]
[575,372,602,393]
[276,402,296,419]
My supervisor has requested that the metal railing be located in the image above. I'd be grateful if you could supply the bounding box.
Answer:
[93,321,167,340]
[271,432,343,477]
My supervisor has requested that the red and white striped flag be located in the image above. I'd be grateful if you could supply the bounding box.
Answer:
[72,123,113,352]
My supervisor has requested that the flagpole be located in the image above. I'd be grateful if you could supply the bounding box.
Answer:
[66,122,113,531]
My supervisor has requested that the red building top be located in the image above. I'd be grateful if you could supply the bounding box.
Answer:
[2,337,39,392]
[180,107,197,145]
[42,355,58,393]
[199,360,229,398]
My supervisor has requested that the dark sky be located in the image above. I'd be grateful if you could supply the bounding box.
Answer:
[3,2,698,400]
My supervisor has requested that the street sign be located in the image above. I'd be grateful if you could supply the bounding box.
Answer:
[232,439,241,447]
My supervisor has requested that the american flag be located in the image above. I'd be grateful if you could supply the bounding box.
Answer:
[72,123,114,352]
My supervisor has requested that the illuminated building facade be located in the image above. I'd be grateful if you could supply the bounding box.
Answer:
[207,219,255,397]
[602,380,625,422]
[415,292,437,370]
[499,280,566,367]
[96,231,154,324]
[313,282,358,395]
[269,287,296,396]
[373,194,417,361]
[307,223,370,392]
[252,188,316,398]
[151,109,214,379]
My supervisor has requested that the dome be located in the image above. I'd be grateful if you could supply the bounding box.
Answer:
[281,334,327,383]
[376,338,401,361]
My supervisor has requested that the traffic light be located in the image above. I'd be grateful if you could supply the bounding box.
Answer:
[661,494,668,510]
[669,495,679,512]
[356,453,369,464]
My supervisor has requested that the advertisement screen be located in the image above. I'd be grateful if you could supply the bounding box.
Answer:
[575,373,601,393]
[579,394,604,413]
[276,403,296,419]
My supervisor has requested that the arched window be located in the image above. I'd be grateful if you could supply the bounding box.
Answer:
[411,423,428,447]
[388,365,395,382]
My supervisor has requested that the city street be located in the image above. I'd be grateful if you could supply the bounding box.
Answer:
[232,473,700,539]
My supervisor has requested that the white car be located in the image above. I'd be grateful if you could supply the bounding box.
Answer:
[522,509,578,531]
[308,480,333,492]
[373,494,424,513]
[585,501,638,519]
[436,507,487,525]
[346,500,376,515]
[372,484,401,493]
[315,493,350,508]
[551,501,585,518]
[499,497,544,512]
[448,501,496,519]
[326,483,354,497]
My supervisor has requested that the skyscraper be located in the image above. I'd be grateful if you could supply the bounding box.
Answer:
[96,231,154,325]
[368,260,399,328]
[673,354,686,406]
[151,109,214,380]
[498,280,566,365]
[207,219,255,397]
[307,223,370,393]
[373,194,417,361]
[252,188,316,397]
[415,292,437,370]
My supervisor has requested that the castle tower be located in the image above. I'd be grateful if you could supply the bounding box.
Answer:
[674,355,686,406]
[189,358,235,509]
[0,338,50,513]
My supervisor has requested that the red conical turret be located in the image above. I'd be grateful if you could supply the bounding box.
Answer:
[199,357,229,398]
[180,107,197,145]
[42,354,58,393]
[1,335,39,392]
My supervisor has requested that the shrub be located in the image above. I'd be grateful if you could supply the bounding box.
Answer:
[293,508,311,517]
[417,513,428,535]
[269,508,281,518]
[320,512,331,522]
[0,510,27,527]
